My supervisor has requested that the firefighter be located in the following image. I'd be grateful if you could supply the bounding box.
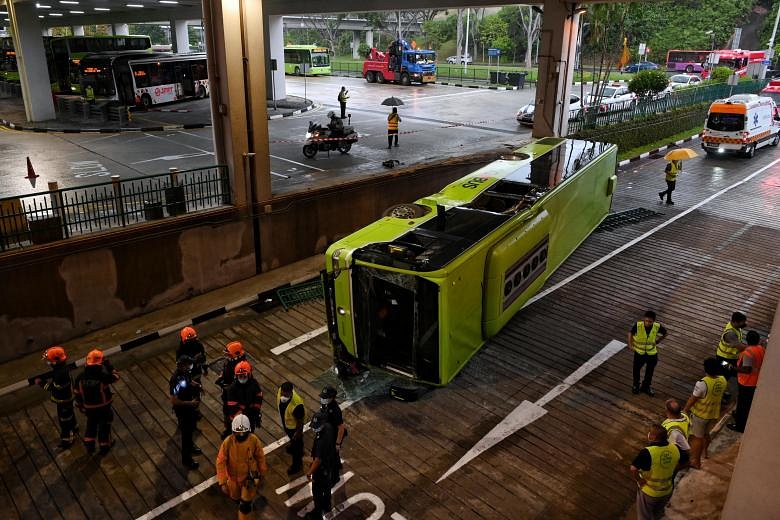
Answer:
[74,349,120,454]
[224,360,263,432]
[216,414,268,520]
[176,326,208,383]
[170,355,202,470]
[277,381,307,475]
[306,410,338,519]
[35,346,79,448]
[320,385,346,476]
[217,341,248,438]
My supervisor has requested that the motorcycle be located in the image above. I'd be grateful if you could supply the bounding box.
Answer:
[302,120,359,158]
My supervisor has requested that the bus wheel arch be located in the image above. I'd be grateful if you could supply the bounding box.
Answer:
[140,94,153,109]
[294,66,301,75]
[196,86,206,99]
[685,65,694,73]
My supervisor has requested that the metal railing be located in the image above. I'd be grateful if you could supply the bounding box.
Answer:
[330,61,534,87]
[568,79,769,133]
[0,165,231,251]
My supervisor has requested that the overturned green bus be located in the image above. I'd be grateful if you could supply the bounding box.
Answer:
[323,137,618,386]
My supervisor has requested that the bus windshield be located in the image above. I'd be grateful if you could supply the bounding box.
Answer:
[311,51,330,67]
[80,59,116,96]
[707,112,744,132]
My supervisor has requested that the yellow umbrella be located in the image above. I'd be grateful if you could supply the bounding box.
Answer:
[664,148,699,160]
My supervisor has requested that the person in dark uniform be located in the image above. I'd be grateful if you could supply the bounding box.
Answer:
[337,86,349,119]
[320,386,346,477]
[277,381,307,475]
[176,326,207,383]
[306,411,337,519]
[74,349,119,454]
[216,341,247,438]
[35,346,79,448]
[170,355,202,470]
[224,360,263,433]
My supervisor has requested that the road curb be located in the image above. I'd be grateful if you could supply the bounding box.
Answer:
[268,102,320,120]
[0,275,320,398]
[437,81,519,91]
[618,133,702,167]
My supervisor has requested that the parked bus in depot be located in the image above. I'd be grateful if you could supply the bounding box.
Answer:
[79,52,208,108]
[50,35,152,93]
[0,36,54,83]
[323,137,618,386]
[283,45,331,75]
[666,49,710,73]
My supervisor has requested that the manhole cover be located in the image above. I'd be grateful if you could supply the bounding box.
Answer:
[596,208,662,232]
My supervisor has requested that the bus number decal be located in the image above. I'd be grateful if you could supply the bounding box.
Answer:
[462,176,491,189]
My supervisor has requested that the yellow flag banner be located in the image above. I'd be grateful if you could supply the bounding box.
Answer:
[618,37,631,69]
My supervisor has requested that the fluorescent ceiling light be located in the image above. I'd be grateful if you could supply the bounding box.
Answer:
[94,7,110,10]
[59,1,79,4]
[0,11,8,14]
[70,10,84,13]
[126,3,144,6]
[159,1,178,3]
[49,12,63,16]
[36,3,52,8]
[39,14,45,18]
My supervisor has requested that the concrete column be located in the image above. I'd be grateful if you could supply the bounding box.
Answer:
[352,30,360,59]
[113,23,129,36]
[7,2,55,121]
[172,19,190,54]
[264,14,286,100]
[532,0,581,138]
[365,29,374,49]
[72,25,84,36]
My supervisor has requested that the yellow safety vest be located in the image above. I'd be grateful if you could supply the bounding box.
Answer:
[338,90,348,102]
[662,413,690,441]
[665,161,680,182]
[387,113,400,131]
[691,375,727,420]
[276,388,306,430]
[717,322,743,360]
[640,443,680,498]
[633,321,661,355]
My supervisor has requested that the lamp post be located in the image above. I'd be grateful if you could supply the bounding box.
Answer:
[705,30,715,76]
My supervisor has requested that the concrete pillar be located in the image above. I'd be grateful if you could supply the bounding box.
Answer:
[352,30,360,59]
[7,2,55,121]
[72,25,84,36]
[172,19,190,54]
[532,0,581,138]
[365,29,374,49]
[113,23,129,36]
[264,14,286,101]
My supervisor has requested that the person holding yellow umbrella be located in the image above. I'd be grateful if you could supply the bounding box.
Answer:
[659,148,698,205]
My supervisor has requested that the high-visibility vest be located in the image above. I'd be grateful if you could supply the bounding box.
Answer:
[665,161,680,182]
[662,413,690,441]
[276,388,306,430]
[717,322,744,360]
[691,375,727,420]
[737,345,765,387]
[633,321,660,355]
[338,90,348,102]
[640,443,680,497]
[387,113,400,131]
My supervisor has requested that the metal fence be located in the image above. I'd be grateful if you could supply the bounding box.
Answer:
[0,165,231,251]
[567,79,769,133]
[330,61,533,86]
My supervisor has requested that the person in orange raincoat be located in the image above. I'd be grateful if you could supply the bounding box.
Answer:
[216,414,268,519]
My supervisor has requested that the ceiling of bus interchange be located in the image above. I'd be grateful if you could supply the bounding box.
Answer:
[2,0,636,28]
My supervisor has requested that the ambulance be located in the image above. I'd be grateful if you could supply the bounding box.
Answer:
[701,94,780,158]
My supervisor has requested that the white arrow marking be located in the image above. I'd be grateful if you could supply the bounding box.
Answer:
[436,339,626,483]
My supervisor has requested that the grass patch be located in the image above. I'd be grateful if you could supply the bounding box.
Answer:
[617,126,703,161]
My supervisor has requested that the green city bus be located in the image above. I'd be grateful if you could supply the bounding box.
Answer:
[323,137,619,386]
[0,36,54,83]
[283,45,331,75]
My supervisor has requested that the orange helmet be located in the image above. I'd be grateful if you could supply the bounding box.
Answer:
[224,341,244,359]
[86,349,104,366]
[43,346,67,363]
[234,360,252,377]
[180,326,197,342]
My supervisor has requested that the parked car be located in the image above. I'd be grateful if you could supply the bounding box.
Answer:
[670,74,702,90]
[516,95,583,126]
[446,55,473,64]
[623,61,660,73]
[585,83,637,111]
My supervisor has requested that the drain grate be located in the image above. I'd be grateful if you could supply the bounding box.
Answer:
[276,279,324,310]
[596,208,662,232]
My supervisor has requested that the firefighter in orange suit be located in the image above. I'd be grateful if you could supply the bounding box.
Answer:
[216,414,268,520]
[74,349,120,454]
[35,346,79,448]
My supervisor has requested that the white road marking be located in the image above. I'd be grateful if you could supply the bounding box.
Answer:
[436,339,627,483]
[522,157,780,309]
[409,90,498,102]
[270,154,326,172]
[271,171,291,178]
[141,132,215,155]
[271,326,328,355]
[131,152,211,165]
[390,514,409,520]
[325,492,386,520]
[176,130,213,140]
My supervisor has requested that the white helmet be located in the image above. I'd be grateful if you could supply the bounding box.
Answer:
[231,414,251,433]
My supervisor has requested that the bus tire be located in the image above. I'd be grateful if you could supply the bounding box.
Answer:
[196,86,206,99]
[302,144,317,158]
[365,71,376,83]
[294,66,301,75]
[685,65,694,73]
[141,94,153,109]
[382,203,430,219]
[400,73,411,86]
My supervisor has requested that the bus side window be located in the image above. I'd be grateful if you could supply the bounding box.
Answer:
[134,64,150,88]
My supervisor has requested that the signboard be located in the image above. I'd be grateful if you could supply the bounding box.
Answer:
[488,48,501,57]
[709,52,720,65]
[638,43,646,56]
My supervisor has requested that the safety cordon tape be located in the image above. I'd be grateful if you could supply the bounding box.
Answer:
[0,275,319,398]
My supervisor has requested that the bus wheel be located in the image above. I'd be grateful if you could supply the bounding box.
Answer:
[400,73,411,86]
[294,66,301,75]
[685,65,694,73]
[196,86,206,99]
[382,203,430,219]
[365,71,376,83]
[141,94,153,109]
[302,144,317,158]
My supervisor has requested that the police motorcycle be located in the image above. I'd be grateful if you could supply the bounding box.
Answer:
[302,111,359,158]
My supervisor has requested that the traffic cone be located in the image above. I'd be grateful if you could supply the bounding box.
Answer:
[26,156,39,188]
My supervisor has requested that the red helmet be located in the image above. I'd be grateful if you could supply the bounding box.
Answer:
[86,349,104,366]
[234,360,252,377]
[225,341,244,360]
[43,346,67,363]
[180,326,198,342]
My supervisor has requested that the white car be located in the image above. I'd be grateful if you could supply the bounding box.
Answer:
[585,83,637,111]
[516,95,583,126]
[446,55,473,64]
[670,74,703,90]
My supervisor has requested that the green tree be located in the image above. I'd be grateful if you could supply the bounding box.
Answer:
[479,14,511,55]
[709,65,732,82]
[628,70,669,97]
[422,16,456,50]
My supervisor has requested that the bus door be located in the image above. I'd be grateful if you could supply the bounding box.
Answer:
[118,68,135,105]
[176,64,195,96]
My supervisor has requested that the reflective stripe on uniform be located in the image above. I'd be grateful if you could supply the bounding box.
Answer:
[692,375,727,420]
[640,444,680,497]
[633,321,660,355]
[717,322,743,359]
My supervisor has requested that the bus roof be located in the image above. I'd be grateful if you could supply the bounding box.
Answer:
[126,53,207,65]
[80,51,172,64]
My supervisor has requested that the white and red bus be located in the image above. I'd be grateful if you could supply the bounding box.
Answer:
[79,51,209,108]
[667,48,765,77]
